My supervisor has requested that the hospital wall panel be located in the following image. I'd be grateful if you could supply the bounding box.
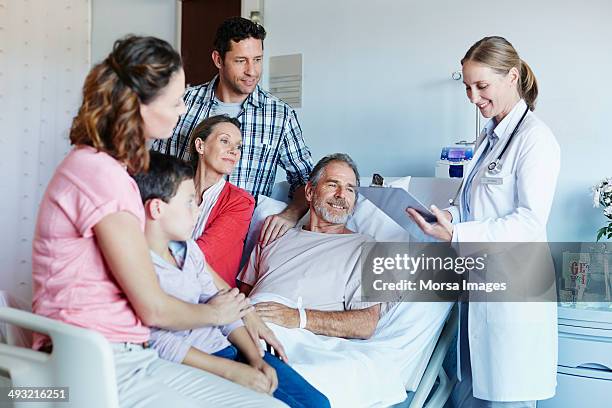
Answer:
[0,0,90,304]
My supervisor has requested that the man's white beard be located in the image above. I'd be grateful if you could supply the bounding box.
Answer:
[313,197,351,225]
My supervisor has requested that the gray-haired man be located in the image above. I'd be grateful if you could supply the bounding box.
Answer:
[238,154,383,339]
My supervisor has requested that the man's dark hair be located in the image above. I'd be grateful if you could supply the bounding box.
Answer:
[133,151,194,203]
[189,115,241,170]
[214,16,266,59]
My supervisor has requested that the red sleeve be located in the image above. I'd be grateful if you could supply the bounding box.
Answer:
[195,185,255,287]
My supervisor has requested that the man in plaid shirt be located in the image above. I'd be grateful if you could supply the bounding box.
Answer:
[153,17,313,245]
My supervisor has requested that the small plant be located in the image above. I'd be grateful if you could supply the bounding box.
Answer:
[592,178,612,241]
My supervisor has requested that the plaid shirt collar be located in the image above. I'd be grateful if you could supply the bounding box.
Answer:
[199,75,265,109]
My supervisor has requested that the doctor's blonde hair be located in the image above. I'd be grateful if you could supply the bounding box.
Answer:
[461,36,538,111]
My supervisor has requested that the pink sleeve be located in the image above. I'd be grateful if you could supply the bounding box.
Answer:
[55,157,145,238]
[69,192,144,238]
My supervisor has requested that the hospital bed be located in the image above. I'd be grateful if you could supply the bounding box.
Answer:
[0,176,460,408]
[242,176,461,407]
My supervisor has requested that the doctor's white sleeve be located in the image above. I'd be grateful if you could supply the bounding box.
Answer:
[452,125,561,244]
[446,205,461,224]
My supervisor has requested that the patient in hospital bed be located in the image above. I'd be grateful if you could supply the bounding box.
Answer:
[238,153,386,339]
[133,152,329,408]
[238,154,452,407]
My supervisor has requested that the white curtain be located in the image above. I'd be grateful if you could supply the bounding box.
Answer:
[0,0,91,305]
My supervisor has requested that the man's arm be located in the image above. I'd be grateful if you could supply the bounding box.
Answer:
[259,185,308,246]
[260,107,312,246]
[255,302,381,340]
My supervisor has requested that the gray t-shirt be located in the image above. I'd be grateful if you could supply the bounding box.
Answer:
[210,96,242,118]
[239,227,380,311]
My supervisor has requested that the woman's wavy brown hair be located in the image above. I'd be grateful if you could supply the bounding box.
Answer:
[69,35,182,173]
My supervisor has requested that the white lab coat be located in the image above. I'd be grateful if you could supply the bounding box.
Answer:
[448,99,560,401]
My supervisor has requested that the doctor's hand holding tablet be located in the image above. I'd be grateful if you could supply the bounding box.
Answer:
[406,204,453,242]
[407,36,561,407]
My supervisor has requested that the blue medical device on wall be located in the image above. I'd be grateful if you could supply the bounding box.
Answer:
[435,71,480,179]
[435,141,474,178]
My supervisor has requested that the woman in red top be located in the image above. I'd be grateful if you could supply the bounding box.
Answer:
[189,115,255,287]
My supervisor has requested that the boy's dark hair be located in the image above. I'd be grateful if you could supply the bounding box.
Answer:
[189,115,241,170]
[214,16,266,59]
[133,151,194,203]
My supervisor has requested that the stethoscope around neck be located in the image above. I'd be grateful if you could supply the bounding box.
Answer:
[486,106,530,174]
[449,105,530,206]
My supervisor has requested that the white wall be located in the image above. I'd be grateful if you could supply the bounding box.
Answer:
[91,0,177,64]
[0,0,178,305]
[261,0,611,241]
[0,0,91,303]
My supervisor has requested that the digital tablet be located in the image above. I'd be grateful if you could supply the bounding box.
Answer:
[359,186,437,224]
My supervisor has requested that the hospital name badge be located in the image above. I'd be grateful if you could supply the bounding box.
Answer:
[481,176,503,185]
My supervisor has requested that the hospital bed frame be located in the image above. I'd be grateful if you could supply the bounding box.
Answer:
[406,303,458,408]
[0,307,119,408]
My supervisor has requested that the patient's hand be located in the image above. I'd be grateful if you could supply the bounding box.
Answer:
[208,288,254,325]
[255,302,299,329]
[260,185,308,246]
[243,311,288,362]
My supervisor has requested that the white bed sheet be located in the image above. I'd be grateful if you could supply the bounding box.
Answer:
[251,293,452,408]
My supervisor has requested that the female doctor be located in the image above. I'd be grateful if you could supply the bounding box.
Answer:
[407,36,560,407]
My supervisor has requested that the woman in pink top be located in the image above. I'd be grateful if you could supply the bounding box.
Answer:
[32,35,286,408]
[188,115,255,287]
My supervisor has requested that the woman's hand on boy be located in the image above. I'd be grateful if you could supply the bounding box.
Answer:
[208,288,253,325]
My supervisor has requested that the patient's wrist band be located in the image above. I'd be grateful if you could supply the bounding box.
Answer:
[299,307,307,329]
[297,296,307,329]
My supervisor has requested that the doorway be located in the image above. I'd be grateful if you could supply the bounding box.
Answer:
[180,0,241,86]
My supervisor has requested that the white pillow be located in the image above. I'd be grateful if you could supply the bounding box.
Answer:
[348,195,412,241]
